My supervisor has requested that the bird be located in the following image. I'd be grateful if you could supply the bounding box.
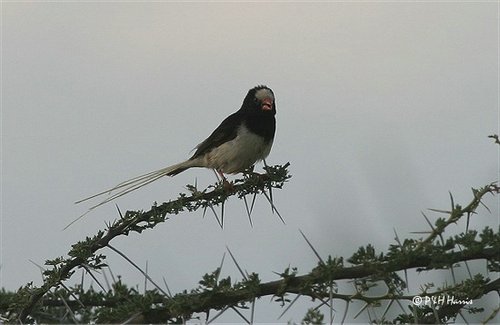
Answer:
[75,85,276,215]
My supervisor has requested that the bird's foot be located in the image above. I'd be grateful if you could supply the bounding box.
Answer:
[214,169,235,192]
[222,179,235,192]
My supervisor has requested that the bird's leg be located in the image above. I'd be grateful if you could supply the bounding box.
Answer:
[213,169,221,181]
[215,169,234,191]
[260,160,271,178]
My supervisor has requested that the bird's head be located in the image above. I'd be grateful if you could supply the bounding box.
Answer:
[241,85,276,115]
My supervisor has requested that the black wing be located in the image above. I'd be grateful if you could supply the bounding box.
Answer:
[190,111,243,160]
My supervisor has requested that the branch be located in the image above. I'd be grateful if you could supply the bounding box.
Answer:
[12,164,291,322]
[122,246,500,321]
[419,277,500,324]
[32,233,498,322]
[32,180,497,322]
[6,158,498,322]
[419,183,499,247]
[488,134,500,145]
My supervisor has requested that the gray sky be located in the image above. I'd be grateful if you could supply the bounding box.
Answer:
[2,2,499,322]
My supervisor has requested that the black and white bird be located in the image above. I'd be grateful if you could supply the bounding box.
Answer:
[76,85,276,213]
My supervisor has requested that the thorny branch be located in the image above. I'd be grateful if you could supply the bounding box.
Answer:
[5,180,498,323]
[3,134,499,323]
[8,164,291,322]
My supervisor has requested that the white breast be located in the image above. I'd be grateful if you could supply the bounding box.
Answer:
[202,124,273,174]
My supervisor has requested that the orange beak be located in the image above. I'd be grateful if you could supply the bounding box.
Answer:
[261,98,274,111]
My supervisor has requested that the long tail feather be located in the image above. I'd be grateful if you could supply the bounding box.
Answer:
[66,160,195,229]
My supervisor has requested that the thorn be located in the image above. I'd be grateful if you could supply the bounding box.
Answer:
[277,294,301,320]
[262,189,285,224]
[299,229,325,265]
[82,264,106,292]
[353,302,370,319]
[404,269,409,293]
[381,299,395,320]
[207,306,230,324]
[144,260,149,293]
[162,277,172,298]
[215,252,226,283]
[230,306,251,324]
[394,298,407,315]
[393,228,402,247]
[450,264,457,284]
[428,208,451,214]
[250,298,256,324]
[116,204,124,219]
[209,204,222,229]
[57,292,78,323]
[243,195,254,227]
[420,212,436,232]
[226,246,247,280]
[250,192,257,215]
[221,201,225,229]
[341,299,350,324]
[107,244,169,297]
[268,183,274,214]
[479,199,491,213]
[102,267,112,291]
[456,244,474,280]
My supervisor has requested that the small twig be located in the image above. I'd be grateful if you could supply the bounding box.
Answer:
[488,134,500,145]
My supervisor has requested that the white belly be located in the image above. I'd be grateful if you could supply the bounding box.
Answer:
[203,125,273,173]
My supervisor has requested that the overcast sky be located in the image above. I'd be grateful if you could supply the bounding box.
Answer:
[2,2,499,322]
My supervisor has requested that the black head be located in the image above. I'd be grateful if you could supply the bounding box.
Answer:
[240,85,276,115]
